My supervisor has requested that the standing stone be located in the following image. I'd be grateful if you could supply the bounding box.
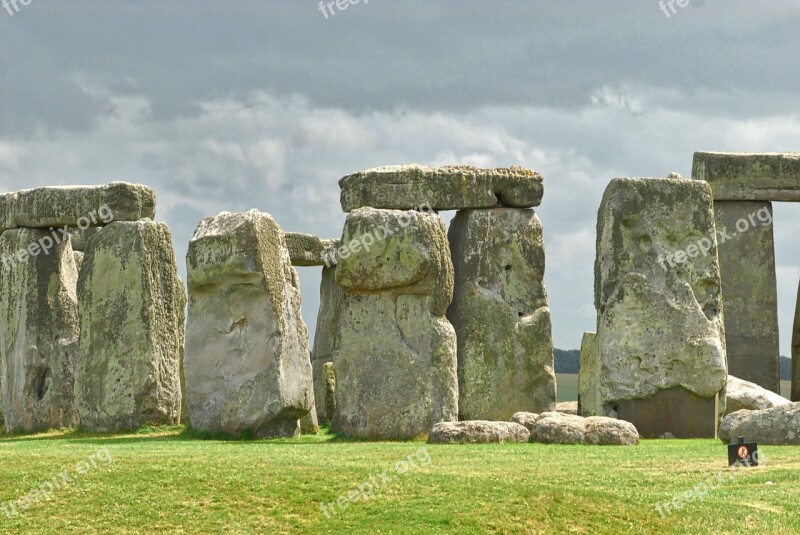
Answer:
[185,211,313,438]
[713,201,779,392]
[76,221,185,432]
[0,229,80,432]
[311,266,344,426]
[339,165,543,212]
[333,208,458,439]
[578,332,601,416]
[447,208,555,420]
[794,281,800,402]
[322,362,337,425]
[593,178,727,438]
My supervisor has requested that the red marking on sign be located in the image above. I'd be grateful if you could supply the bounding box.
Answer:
[738,446,749,459]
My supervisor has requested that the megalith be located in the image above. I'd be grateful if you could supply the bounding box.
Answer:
[185,211,313,438]
[76,220,186,432]
[447,208,555,420]
[311,265,344,426]
[0,229,80,432]
[332,207,458,439]
[592,178,727,438]
[793,281,800,402]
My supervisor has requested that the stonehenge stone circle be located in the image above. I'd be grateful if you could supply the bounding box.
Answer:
[76,220,186,432]
[589,178,727,437]
[333,207,458,439]
[725,375,790,416]
[185,211,313,438]
[339,165,543,212]
[447,208,555,420]
[428,421,530,444]
[311,266,343,426]
[719,403,800,446]
[0,229,80,433]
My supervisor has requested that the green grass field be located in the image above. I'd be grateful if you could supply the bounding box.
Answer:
[1,427,799,534]
[558,375,793,402]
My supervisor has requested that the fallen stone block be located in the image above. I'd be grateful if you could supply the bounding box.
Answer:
[75,221,185,432]
[185,211,313,438]
[510,412,540,433]
[725,375,790,416]
[529,412,639,445]
[339,165,543,212]
[719,403,800,445]
[428,421,530,444]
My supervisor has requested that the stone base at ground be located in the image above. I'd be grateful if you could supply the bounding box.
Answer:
[428,421,530,444]
[719,403,800,445]
[615,388,719,439]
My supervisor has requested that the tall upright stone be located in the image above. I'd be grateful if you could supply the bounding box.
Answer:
[333,207,458,439]
[712,201,779,391]
[793,281,800,402]
[593,178,727,438]
[76,221,185,432]
[447,208,555,420]
[0,229,80,433]
[578,332,600,417]
[185,211,313,438]
[311,266,344,426]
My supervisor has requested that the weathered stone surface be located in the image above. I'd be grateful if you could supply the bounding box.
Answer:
[73,251,84,272]
[76,221,185,432]
[529,412,638,445]
[0,192,17,233]
[0,229,80,432]
[284,233,340,267]
[725,375,790,416]
[333,208,458,439]
[185,211,313,438]
[322,362,337,426]
[714,201,779,392]
[719,404,800,445]
[447,208,555,420]
[13,182,155,227]
[693,151,800,201]
[578,332,601,417]
[615,388,719,439]
[510,412,540,432]
[593,179,727,433]
[300,405,319,435]
[339,165,543,212]
[792,281,800,402]
[69,227,102,252]
[311,266,344,426]
[428,421,530,444]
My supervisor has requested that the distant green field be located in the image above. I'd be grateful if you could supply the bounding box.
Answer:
[559,375,793,402]
[557,374,578,402]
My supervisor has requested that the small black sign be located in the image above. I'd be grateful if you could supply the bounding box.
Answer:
[728,436,759,467]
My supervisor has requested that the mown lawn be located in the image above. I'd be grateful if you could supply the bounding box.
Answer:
[0,427,798,534]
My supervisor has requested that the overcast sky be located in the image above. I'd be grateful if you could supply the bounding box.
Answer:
[1,0,799,355]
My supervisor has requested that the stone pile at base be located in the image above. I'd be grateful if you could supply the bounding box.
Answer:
[0,182,185,433]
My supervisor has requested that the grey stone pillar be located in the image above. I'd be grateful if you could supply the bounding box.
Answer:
[793,281,800,401]
[714,201,780,392]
